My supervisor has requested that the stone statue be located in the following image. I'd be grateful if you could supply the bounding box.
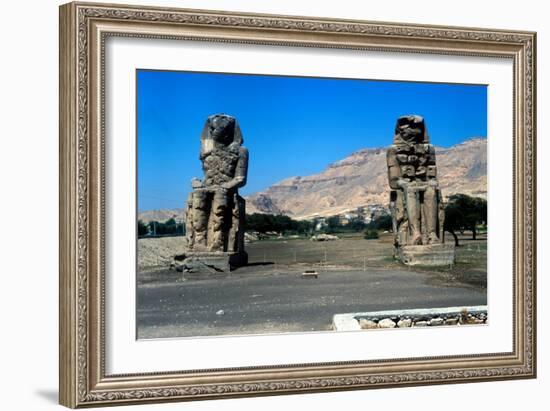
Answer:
[387,115,454,266]
[180,114,248,273]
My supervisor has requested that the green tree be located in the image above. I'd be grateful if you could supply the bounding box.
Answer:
[247,214,285,234]
[137,220,149,237]
[246,213,273,233]
[348,217,367,232]
[368,214,392,231]
[325,216,341,234]
[149,220,158,236]
[295,220,314,235]
[245,213,314,236]
[147,218,183,236]
[444,194,487,246]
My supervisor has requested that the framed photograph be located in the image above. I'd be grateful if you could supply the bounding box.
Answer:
[59,1,536,408]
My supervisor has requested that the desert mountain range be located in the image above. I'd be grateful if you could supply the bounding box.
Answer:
[246,138,487,220]
[138,208,185,223]
[138,138,487,222]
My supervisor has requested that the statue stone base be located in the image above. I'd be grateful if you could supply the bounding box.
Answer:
[396,244,455,267]
[176,251,248,278]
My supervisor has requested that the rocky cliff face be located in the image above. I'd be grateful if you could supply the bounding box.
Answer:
[246,138,487,220]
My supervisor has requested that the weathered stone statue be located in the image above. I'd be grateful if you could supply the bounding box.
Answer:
[387,115,455,266]
[180,114,248,273]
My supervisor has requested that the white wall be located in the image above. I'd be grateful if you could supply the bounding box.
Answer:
[0,0,547,410]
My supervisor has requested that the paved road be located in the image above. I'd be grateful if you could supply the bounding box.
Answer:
[137,266,486,339]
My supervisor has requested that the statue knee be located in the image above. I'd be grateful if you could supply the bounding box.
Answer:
[192,190,208,210]
[212,192,228,215]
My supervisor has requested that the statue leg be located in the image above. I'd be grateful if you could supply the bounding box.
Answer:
[438,190,446,242]
[405,187,422,245]
[390,190,406,248]
[185,192,195,249]
[192,189,209,249]
[209,189,229,252]
[227,193,239,253]
[424,185,440,244]
[235,194,246,253]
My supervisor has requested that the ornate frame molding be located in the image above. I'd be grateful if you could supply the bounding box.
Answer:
[59,2,536,408]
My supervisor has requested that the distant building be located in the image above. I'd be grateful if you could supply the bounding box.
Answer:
[313,216,327,231]
[339,216,350,226]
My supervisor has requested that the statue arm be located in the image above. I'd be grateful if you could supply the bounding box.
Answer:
[194,128,214,186]
[426,144,436,166]
[222,147,249,190]
[426,144,438,184]
[387,147,404,189]
[199,139,213,160]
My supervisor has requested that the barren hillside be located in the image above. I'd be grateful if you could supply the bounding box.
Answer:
[246,138,487,219]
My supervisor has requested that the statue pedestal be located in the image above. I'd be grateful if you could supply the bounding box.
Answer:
[396,243,455,267]
[175,251,248,278]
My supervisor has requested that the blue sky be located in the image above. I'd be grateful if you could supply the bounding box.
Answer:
[137,70,487,212]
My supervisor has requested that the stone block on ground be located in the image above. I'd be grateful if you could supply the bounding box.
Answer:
[334,306,487,332]
[359,319,378,329]
[378,318,397,328]
[176,251,248,279]
[397,318,412,328]
[429,317,444,326]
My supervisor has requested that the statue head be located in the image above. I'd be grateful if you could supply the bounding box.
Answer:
[394,115,429,144]
[202,113,243,147]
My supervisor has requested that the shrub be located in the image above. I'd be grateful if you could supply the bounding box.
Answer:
[368,214,392,231]
[364,229,379,240]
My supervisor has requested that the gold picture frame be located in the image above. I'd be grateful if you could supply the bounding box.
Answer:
[59,1,536,408]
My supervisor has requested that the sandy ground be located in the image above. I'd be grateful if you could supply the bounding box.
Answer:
[137,236,186,269]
